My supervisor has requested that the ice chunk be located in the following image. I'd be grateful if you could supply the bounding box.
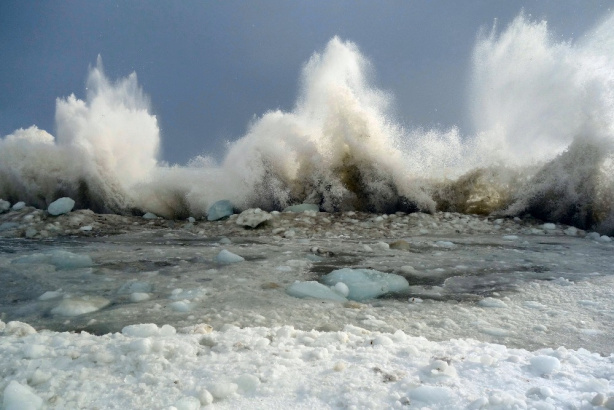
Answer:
[321,268,410,301]
[130,292,150,302]
[409,385,455,404]
[47,197,75,215]
[478,297,508,308]
[170,301,191,312]
[564,226,578,236]
[79,225,93,231]
[282,203,319,213]
[435,240,456,248]
[25,227,37,238]
[374,241,390,251]
[12,250,93,270]
[38,291,62,300]
[3,380,43,410]
[236,374,261,393]
[51,296,110,316]
[236,208,271,228]
[286,281,347,302]
[207,200,234,221]
[530,355,560,375]
[479,327,512,337]
[142,212,157,219]
[122,323,176,337]
[389,240,410,250]
[11,201,25,211]
[0,222,19,231]
[2,321,36,337]
[118,281,153,294]
[209,382,238,400]
[170,288,207,300]
[0,199,10,213]
[542,223,557,230]
[174,396,201,410]
[524,301,547,309]
[332,282,350,297]
[215,249,244,264]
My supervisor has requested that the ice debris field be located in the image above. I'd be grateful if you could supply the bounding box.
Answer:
[1,201,614,409]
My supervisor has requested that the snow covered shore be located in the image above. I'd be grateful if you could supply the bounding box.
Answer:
[2,320,614,409]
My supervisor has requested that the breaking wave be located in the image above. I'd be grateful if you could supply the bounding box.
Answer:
[1,12,614,232]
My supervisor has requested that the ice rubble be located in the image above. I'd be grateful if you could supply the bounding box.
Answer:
[1,320,614,409]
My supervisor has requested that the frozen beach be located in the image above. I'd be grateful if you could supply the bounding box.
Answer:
[1,207,614,409]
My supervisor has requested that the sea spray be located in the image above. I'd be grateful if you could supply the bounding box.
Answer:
[0,57,159,214]
[1,13,614,232]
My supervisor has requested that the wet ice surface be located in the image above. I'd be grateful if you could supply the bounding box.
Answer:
[1,209,613,355]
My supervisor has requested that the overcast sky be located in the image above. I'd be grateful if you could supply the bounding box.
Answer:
[0,1,610,164]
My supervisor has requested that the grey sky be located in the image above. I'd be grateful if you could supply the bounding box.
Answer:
[0,1,610,164]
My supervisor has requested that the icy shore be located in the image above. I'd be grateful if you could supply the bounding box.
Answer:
[1,206,614,408]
